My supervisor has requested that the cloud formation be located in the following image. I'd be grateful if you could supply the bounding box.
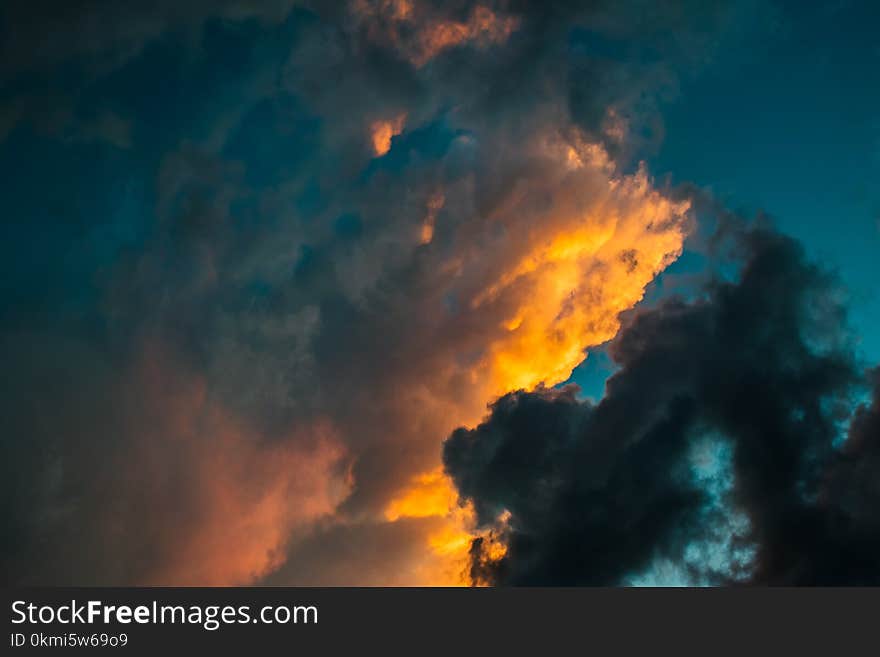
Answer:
[1,339,349,585]
[1,0,787,585]
[445,225,880,585]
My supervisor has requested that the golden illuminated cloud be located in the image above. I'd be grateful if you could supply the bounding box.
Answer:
[381,131,691,584]
[382,467,508,586]
[370,113,407,156]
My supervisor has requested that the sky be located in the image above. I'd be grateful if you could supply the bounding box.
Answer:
[655,0,879,359]
[1,0,878,586]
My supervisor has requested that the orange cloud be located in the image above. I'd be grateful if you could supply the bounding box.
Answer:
[120,353,351,586]
[410,5,519,67]
[382,132,690,584]
[383,467,510,585]
[419,191,444,244]
[385,467,457,522]
[351,1,519,67]
[384,468,474,585]
[370,113,407,156]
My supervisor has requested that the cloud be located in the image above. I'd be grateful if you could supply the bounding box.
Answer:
[444,225,880,585]
[0,338,350,585]
[350,1,520,67]
[370,113,407,156]
[2,1,772,584]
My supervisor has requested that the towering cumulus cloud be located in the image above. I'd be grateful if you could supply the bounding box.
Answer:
[445,226,880,585]
[2,0,784,585]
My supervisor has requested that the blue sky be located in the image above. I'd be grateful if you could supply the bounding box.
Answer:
[654,0,879,361]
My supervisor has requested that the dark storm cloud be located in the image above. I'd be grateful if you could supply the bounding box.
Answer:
[445,225,880,585]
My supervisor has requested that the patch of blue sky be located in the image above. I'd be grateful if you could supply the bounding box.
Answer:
[649,0,880,363]
[561,344,618,402]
